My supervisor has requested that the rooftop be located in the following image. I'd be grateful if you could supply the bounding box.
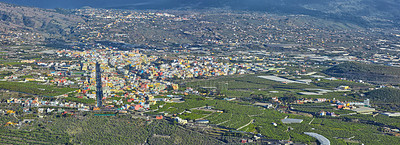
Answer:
[352,107,375,113]
[304,132,330,145]
[281,118,303,124]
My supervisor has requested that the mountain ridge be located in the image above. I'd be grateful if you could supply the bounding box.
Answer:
[0,2,83,36]
[1,0,399,28]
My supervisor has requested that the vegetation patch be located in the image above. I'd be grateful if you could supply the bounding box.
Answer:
[0,81,76,96]
[366,87,400,104]
[324,62,400,84]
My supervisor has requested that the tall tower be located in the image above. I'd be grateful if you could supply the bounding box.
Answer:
[96,62,103,107]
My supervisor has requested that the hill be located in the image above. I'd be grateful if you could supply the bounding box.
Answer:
[0,2,83,36]
[324,62,400,84]
[2,0,399,28]
[366,87,400,104]
[171,0,399,27]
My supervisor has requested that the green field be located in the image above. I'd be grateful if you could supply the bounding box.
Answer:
[0,81,76,96]
[324,61,400,84]
[180,73,371,103]
[153,94,400,144]
[0,114,222,145]
[0,61,27,66]
[64,97,96,105]
[291,103,355,115]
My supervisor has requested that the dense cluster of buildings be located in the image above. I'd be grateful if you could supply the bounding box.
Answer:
[0,4,399,145]
[49,47,276,110]
[4,97,90,113]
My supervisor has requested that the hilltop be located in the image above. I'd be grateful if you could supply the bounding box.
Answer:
[324,62,400,84]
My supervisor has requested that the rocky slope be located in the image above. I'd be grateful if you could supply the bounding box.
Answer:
[0,2,83,35]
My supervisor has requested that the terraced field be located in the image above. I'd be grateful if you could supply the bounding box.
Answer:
[0,129,69,144]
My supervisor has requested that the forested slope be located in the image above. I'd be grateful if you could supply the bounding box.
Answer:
[366,87,400,104]
[324,62,400,84]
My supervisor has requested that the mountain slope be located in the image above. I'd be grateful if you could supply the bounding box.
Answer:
[1,0,399,28]
[366,88,400,104]
[0,2,83,35]
[171,0,399,27]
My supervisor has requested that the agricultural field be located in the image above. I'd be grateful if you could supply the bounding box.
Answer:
[181,73,371,102]
[342,114,400,129]
[291,103,355,115]
[0,81,76,97]
[0,114,222,145]
[152,94,400,144]
[0,61,27,66]
[177,109,213,120]
[64,97,96,105]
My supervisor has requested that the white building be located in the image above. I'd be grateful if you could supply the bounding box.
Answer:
[381,112,400,117]
[175,117,188,125]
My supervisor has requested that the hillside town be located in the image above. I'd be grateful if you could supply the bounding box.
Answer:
[0,4,400,145]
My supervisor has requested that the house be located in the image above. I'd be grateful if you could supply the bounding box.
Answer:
[5,121,18,126]
[319,111,326,116]
[254,102,273,108]
[47,108,55,113]
[156,115,163,120]
[38,108,44,114]
[327,112,337,117]
[195,120,209,124]
[279,140,293,145]
[337,105,343,109]
[134,105,143,110]
[6,110,15,115]
[337,85,351,91]
[223,98,236,101]
[272,97,279,102]
[22,119,34,124]
[314,98,327,102]
[23,108,30,113]
[241,139,247,143]
[175,117,187,125]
